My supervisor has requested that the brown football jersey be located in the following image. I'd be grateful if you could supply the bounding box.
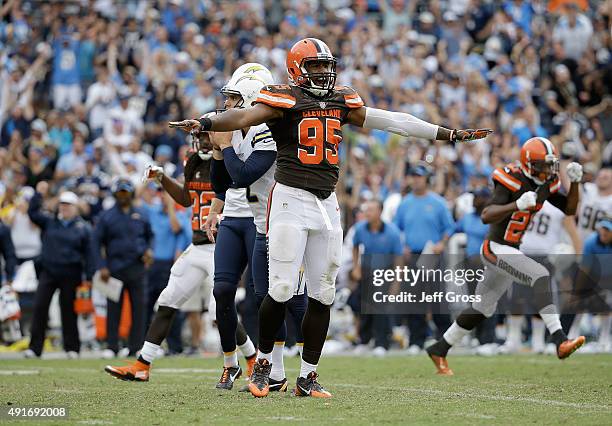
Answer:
[183,153,214,245]
[486,162,566,248]
[254,84,364,198]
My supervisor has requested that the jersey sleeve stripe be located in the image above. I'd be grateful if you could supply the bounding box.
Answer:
[493,169,521,191]
[255,93,296,108]
[259,90,296,101]
[549,179,561,193]
[345,95,364,108]
[254,131,272,141]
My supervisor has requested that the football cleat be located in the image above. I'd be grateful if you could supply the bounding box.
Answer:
[557,336,585,359]
[216,365,242,390]
[248,359,271,398]
[245,354,256,378]
[104,360,150,382]
[295,372,332,398]
[427,352,454,376]
[269,377,288,392]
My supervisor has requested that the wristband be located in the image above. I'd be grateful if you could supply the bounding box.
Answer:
[199,117,212,131]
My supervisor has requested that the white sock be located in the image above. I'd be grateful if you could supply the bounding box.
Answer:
[539,305,562,335]
[270,342,285,381]
[531,318,546,352]
[238,337,256,359]
[507,316,523,346]
[443,322,470,347]
[140,341,160,364]
[223,350,238,368]
[598,315,611,346]
[257,350,272,363]
[299,358,317,379]
[296,343,303,356]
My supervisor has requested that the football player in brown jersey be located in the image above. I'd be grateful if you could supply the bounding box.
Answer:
[104,132,223,381]
[426,137,586,376]
[170,37,492,398]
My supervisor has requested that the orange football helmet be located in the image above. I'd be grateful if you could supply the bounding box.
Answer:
[520,137,559,183]
[286,38,336,97]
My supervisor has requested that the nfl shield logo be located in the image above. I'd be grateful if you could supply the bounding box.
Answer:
[319,102,327,109]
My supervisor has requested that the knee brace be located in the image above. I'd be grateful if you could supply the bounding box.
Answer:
[268,223,302,303]
[317,230,343,306]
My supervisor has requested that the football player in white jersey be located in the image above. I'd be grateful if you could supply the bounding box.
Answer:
[577,167,612,242]
[575,166,612,351]
[518,201,581,353]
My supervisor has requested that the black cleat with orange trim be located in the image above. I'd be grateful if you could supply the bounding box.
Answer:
[557,336,585,359]
[104,360,150,382]
[216,365,242,390]
[294,372,332,398]
[248,359,271,397]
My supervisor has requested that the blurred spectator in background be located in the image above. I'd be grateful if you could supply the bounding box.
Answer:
[0,216,16,285]
[24,184,95,358]
[93,178,152,358]
[394,164,454,353]
[141,185,184,354]
[350,199,403,356]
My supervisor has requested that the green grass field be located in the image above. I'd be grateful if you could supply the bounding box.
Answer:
[1,354,611,425]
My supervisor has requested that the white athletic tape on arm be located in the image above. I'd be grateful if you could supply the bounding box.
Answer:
[363,107,439,140]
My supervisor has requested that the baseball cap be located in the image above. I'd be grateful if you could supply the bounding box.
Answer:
[31,119,47,133]
[112,178,135,194]
[59,191,79,205]
[155,144,173,158]
[596,216,612,231]
[409,164,430,177]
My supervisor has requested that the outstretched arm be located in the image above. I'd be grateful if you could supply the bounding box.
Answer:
[346,106,492,142]
[169,103,283,133]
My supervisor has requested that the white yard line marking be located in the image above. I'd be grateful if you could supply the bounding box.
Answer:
[0,370,40,375]
[332,384,611,411]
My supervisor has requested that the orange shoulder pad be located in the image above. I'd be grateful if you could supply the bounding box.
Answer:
[255,85,296,109]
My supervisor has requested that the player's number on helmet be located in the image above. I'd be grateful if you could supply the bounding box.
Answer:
[297,118,341,165]
[190,190,214,231]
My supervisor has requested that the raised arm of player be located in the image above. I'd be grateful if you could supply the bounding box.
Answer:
[346,106,493,142]
[144,166,192,207]
[169,103,283,133]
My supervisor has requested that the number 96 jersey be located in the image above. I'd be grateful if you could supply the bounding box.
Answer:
[254,84,364,198]
[487,163,566,248]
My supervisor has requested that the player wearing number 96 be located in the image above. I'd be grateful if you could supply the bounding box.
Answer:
[427,137,586,376]
[104,124,217,382]
[170,38,492,398]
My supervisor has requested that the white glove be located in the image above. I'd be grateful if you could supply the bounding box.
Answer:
[516,191,537,211]
[142,165,164,184]
[566,162,583,183]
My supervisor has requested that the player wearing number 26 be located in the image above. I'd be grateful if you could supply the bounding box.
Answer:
[427,136,586,376]
[170,37,492,398]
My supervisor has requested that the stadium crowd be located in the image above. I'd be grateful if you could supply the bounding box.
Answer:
[0,0,610,357]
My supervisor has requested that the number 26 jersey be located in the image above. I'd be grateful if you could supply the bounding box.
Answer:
[254,84,364,198]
